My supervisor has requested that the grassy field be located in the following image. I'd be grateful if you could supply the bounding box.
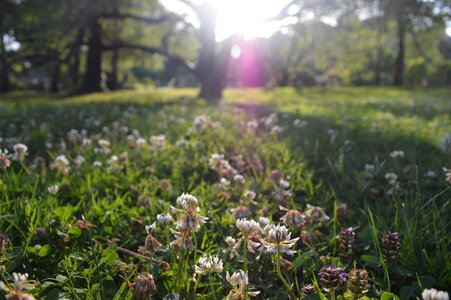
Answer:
[0,87,450,299]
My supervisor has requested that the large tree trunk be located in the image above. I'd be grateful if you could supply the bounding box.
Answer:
[70,28,84,90]
[0,38,11,93]
[79,18,103,93]
[195,3,227,103]
[50,61,60,93]
[393,12,405,86]
[108,48,119,90]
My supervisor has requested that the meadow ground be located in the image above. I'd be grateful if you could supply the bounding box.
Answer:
[0,87,450,299]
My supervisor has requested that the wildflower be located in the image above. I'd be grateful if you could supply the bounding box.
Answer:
[440,132,451,153]
[380,230,401,263]
[157,213,172,225]
[235,219,261,252]
[0,232,8,256]
[0,149,11,169]
[223,236,239,259]
[424,170,437,179]
[258,217,270,226]
[175,139,188,148]
[97,139,112,154]
[293,119,308,128]
[136,137,146,148]
[13,143,28,161]
[194,255,223,276]
[51,155,70,175]
[422,288,449,300]
[93,161,102,168]
[301,283,316,295]
[364,164,375,173]
[171,193,208,233]
[347,269,371,298]
[170,228,194,250]
[279,206,308,228]
[226,270,260,300]
[338,227,355,256]
[305,204,330,223]
[233,174,245,184]
[47,184,59,195]
[128,273,156,299]
[443,167,451,184]
[260,224,299,255]
[244,190,256,203]
[0,272,36,300]
[232,205,251,219]
[74,155,85,168]
[336,202,348,220]
[150,134,166,150]
[318,265,346,292]
[390,150,404,159]
[163,293,180,300]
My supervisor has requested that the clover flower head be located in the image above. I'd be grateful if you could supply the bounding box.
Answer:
[195,254,223,275]
[260,224,298,255]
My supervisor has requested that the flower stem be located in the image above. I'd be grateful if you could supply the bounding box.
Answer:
[209,273,218,300]
[276,246,293,297]
[243,239,248,272]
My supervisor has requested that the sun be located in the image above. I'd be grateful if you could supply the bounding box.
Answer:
[211,0,292,41]
[161,0,294,41]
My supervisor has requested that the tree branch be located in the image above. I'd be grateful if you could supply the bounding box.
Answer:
[100,12,181,25]
[103,42,197,75]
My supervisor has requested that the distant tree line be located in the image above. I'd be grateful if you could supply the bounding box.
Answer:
[1,0,450,102]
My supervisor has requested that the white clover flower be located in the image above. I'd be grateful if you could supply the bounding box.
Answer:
[52,154,70,175]
[93,161,102,168]
[171,193,208,233]
[13,143,28,161]
[259,217,270,226]
[233,174,245,184]
[194,255,223,276]
[235,219,261,252]
[145,222,156,234]
[440,133,451,153]
[0,272,35,300]
[443,167,451,184]
[136,137,146,148]
[293,119,308,128]
[74,155,85,168]
[390,150,404,159]
[236,219,261,238]
[270,125,283,135]
[424,170,437,179]
[305,204,330,222]
[47,184,59,195]
[175,139,188,148]
[0,149,12,169]
[385,172,398,182]
[244,190,256,201]
[260,224,299,255]
[226,270,260,299]
[175,193,198,210]
[150,135,166,150]
[365,164,375,173]
[163,293,180,300]
[279,180,290,189]
[157,213,172,225]
[422,288,449,300]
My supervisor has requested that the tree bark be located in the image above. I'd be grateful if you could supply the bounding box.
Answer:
[108,48,119,90]
[393,12,405,86]
[0,37,11,93]
[79,18,103,93]
[50,61,60,92]
[195,3,227,103]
